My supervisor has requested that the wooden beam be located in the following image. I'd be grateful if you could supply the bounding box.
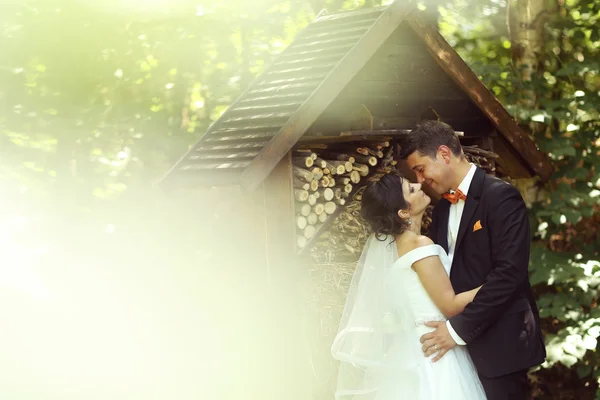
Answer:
[492,135,533,179]
[293,129,464,148]
[240,2,417,192]
[342,128,465,137]
[340,129,411,136]
[407,13,553,181]
[296,135,396,146]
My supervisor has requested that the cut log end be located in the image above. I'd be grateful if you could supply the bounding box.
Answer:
[294,189,309,202]
[314,157,327,168]
[311,167,324,181]
[299,203,311,217]
[297,236,307,249]
[293,166,314,182]
[324,201,337,215]
[297,216,307,230]
[293,157,314,168]
[304,224,317,239]
[314,203,325,215]
[320,187,334,201]
[353,163,369,177]
[310,180,319,192]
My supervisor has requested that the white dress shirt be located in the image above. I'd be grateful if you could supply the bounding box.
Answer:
[445,164,477,346]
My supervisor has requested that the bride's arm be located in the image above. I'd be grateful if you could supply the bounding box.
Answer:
[454,287,482,314]
[411,238,482,318]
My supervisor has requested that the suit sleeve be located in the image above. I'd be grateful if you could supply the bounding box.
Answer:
[448,183,530,343]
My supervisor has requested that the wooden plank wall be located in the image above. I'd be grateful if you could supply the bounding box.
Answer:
[307,23,490,137]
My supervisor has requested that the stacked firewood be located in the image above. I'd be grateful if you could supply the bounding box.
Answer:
[293,142,395,252]
[299,142,497,261]
[463,145,498,175]
[309,184,439,263]
[309,189,371,262]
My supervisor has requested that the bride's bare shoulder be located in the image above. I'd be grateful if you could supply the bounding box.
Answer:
[415,235,434,247]
[396,233,434,257]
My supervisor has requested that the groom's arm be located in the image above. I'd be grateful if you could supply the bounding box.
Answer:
[448,183,530,344]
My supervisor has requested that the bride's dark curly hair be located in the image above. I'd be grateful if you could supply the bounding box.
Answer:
[361,171,411,240]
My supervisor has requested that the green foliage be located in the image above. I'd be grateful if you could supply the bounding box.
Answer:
[441,0,600,395]
[0,0,387,202]
[0,0,319,203]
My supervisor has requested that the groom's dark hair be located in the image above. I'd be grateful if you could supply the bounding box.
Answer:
[398,120,463,160]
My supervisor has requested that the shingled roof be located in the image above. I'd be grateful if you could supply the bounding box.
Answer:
[160,2,552,191]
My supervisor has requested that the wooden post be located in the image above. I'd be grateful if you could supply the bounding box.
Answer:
[261,153,311,400]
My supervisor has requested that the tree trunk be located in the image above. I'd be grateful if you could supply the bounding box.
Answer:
[507,0,553,205]
[507,0,549,108]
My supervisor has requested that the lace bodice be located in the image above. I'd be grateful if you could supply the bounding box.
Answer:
[389,244,450,326]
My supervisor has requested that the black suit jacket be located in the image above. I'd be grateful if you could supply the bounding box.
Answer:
[429,167,546,378]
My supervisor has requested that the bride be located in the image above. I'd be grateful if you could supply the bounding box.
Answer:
[332,171,486,399]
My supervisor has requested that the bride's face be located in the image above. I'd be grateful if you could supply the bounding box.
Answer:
[401,179,430,215]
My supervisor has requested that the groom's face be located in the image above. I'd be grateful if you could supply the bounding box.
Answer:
[405,150,451,195]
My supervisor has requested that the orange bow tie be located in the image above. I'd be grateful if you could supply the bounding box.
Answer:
[443,189,467,204]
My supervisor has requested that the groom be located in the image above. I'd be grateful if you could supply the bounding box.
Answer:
[399,121,546,399]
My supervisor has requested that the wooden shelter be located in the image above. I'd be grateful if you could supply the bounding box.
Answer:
[160,1,551,256]
[159,3,552,397]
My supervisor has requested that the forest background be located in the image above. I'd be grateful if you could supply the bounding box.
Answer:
[0,0,599,399]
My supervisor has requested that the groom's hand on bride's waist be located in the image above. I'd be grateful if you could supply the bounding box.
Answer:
[420,321,457,362]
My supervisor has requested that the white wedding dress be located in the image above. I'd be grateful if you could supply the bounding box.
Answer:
[332,236,486,400]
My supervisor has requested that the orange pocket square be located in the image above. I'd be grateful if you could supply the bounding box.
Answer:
[473,220,483,232]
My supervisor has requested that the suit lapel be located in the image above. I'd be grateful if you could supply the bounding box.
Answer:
[454,168,485,254]
[437,200,450,253]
